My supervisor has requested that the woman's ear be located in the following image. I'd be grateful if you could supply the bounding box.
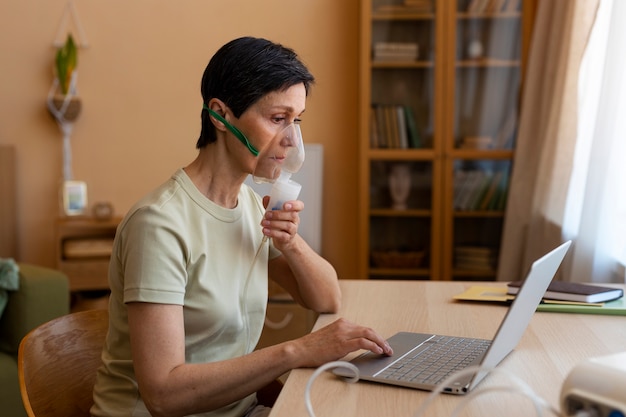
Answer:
[207,99,228,132]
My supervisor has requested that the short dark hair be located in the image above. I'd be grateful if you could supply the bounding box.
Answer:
[197,36,315,149]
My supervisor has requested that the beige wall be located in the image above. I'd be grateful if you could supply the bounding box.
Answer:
[0,0,361,278]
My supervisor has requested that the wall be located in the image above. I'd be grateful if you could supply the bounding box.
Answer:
[0,0,361,279]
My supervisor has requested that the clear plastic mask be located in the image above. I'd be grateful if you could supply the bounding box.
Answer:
[252,122,305,184]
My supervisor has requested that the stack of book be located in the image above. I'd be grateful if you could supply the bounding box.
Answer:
[454,283,626,316]
[375,0,433,14]
[453,168,509,211]
[466,0,521,13]
[402,0,433,11]
[507,280,624,304]
[370,104,422,149]
[454,246,498,272]
[372,42,419,62]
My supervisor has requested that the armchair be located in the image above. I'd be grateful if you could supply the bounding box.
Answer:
[0,264,69,417]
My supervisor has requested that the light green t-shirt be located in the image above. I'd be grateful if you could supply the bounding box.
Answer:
[92,169,281,417]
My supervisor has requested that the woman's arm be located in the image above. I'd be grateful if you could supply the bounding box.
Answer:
[268,235,340,313]
[128,302,292,417]
[128,302,392,417]
[262,199,341,313]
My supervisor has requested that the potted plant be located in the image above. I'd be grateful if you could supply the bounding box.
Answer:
[48,33,81,122]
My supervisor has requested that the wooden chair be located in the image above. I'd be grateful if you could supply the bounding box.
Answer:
[18,309,108,417]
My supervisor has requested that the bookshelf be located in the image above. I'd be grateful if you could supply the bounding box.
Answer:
[358,0,536,280]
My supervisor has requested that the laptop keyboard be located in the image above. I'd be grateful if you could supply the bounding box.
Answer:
[376,335,491,385]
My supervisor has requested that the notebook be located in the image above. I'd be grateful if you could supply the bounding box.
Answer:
[335,240,572,395]
[507,279,623,303]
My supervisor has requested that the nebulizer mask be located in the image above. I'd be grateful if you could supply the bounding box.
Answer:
[252,121,305,211]
[204,104,305,211]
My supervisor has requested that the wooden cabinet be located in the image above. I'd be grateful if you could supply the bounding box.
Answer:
[55,217,121,291]
[257,299,317,349]
[358,0,536,280]
[256,282,317,349]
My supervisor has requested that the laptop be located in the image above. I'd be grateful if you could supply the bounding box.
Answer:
[335,240,572,395]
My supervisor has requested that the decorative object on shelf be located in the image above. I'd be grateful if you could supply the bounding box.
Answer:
[47,32,81,184]
[60,180,87,216]
[467,39,484,59]
[388,163,412,210]
[47,1,89,216]
[92,202,114,221]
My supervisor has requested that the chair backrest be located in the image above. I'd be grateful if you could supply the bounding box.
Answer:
[18,309,108,417]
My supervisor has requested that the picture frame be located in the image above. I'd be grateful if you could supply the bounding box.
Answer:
[61,180,88,216]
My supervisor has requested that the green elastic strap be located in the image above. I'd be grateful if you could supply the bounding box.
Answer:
[203,104,259,156]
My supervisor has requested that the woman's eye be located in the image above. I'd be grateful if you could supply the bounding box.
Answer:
[271,116,301,125]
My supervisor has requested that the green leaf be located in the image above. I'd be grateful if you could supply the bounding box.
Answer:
[55,34,78,95]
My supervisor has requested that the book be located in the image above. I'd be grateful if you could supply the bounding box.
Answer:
[454,246,497,272]
[385,105,399,148]
[373,42,419,62]
[507,280,624,304]
[478,171,503,210]
[395,106,409,149]
[374,105,387,148]
[504,0,521,12]
[534,298,626,316]
[403,106,422,148]
[453,286,626,316]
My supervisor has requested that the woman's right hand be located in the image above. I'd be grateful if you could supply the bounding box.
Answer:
[288,318,393,368]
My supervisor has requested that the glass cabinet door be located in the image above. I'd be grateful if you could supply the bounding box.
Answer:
[359,0,534,280]
[446,0,526,280]
[364,0,441,279]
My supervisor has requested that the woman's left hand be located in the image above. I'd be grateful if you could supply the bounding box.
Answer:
[261,196,303,250]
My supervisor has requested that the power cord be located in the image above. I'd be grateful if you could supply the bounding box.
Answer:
[305,361,359,417]
[411,365,561,417]
[306,362,564,417]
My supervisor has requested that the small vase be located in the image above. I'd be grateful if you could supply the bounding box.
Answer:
[467,40,484,60]
[49,96,82,122]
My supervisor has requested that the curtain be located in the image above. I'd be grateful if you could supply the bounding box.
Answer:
[496,0,600,282]
[563,0,626,283]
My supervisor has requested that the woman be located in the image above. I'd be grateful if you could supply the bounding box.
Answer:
[91,36,392,417]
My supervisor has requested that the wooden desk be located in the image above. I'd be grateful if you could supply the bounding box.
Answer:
[270,280,626,417]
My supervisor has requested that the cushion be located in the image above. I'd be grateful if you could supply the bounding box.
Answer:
[0,258,19,319]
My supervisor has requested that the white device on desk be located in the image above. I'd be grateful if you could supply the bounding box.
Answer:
[561,352,626,417]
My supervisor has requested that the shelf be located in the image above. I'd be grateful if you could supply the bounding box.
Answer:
[372,61,434,69]
[457,12,522,19]
[453,211,504,218]
[370,208,431,217]
[368,149,437,159]
[372,13,435,21]
[449,149,513,159]
[456,59,520,67]
[359,0,535,281]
